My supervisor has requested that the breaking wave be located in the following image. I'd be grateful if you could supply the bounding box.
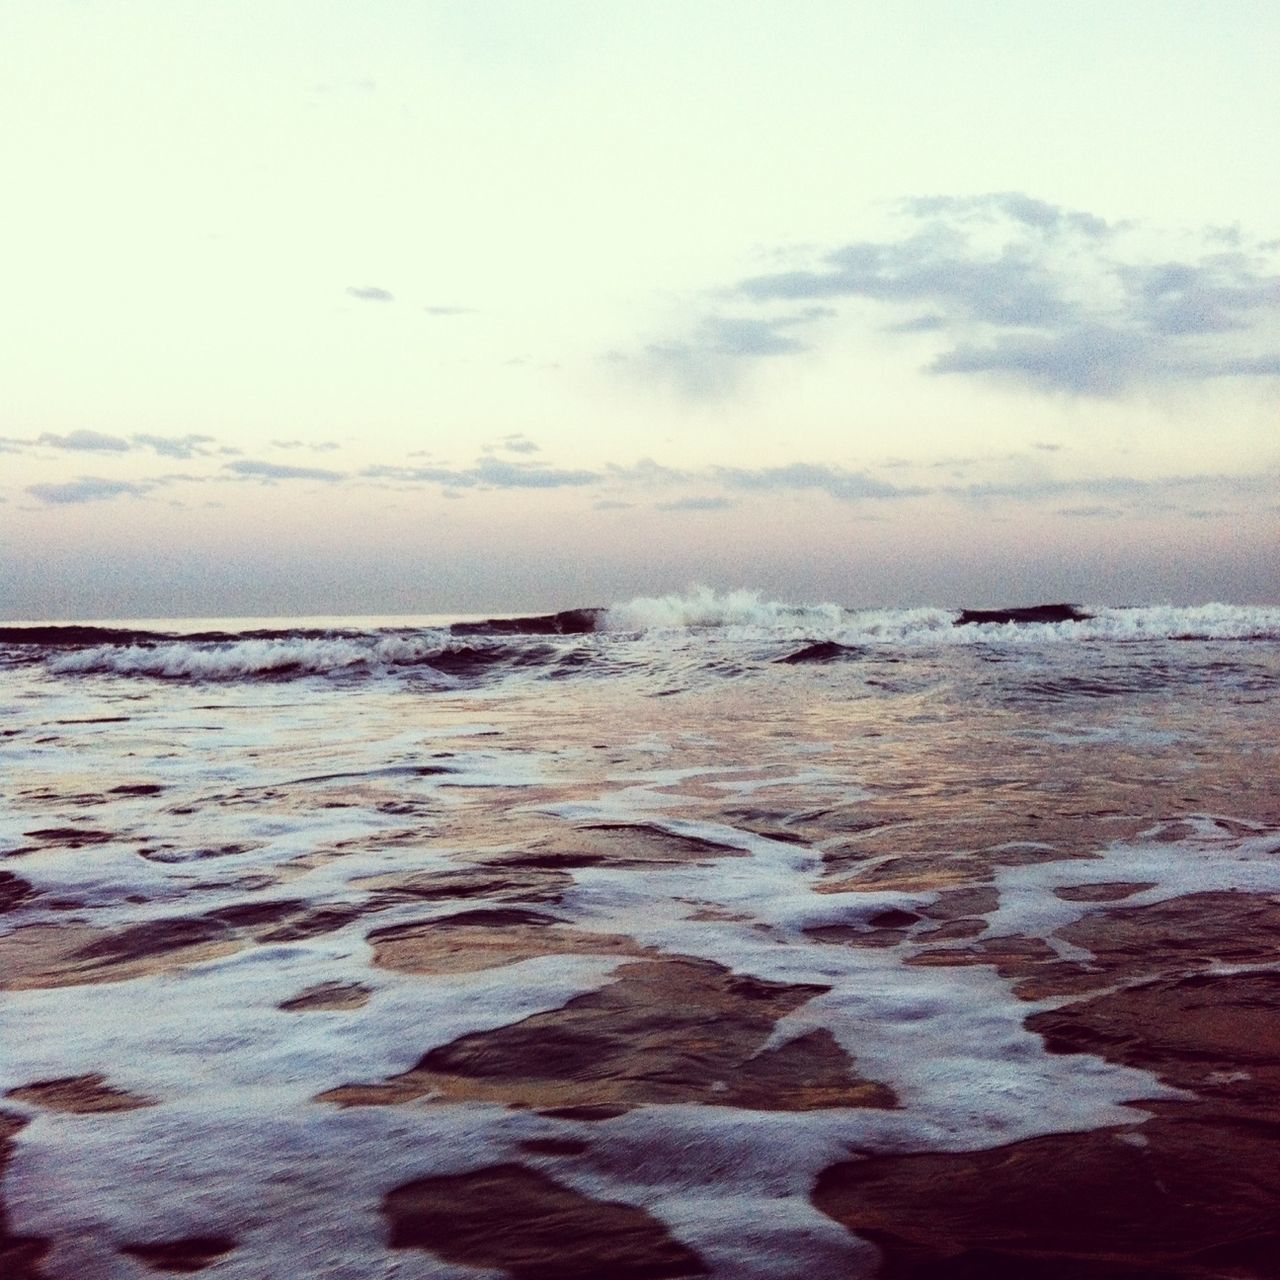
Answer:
[43,635,514,682]
[2,590,1277,685]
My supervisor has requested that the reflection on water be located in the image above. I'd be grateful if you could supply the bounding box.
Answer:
[1,621,1279,1278]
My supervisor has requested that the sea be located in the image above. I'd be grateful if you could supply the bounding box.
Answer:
[2,588,1279,1279]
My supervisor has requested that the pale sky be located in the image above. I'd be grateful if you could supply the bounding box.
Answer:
[2,0,1278,619]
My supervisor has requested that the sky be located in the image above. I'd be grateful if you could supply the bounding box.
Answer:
[2,0,1278,619]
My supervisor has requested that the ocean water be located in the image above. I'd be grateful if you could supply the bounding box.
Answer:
[2,590,1279,1279]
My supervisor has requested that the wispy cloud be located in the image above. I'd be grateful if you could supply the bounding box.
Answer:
[133,433,217,459]
[27,477,151,505]
[642,194,1280,398]
[224,460,346,482]
[37,429,130,452]
[655,495,736,511]
[1057,505,1126,519]
[643,308,834,396]
[363,458,599,490]
[347,285,394,302]
[19,431,217,459]
[499,433,540,455]
[715,462,926,502]
[271,439,341,453]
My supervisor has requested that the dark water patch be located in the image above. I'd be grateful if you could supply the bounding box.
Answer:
[119,1236,237,1272]
[22,826,115,849]
[1053,881,1155,903]
[6,1073,156,1114]
[433,958,889,1109]
[1028,971,1280,1108]
[332,957,892,1113]
[537,1104,629,1121]
[383,1162,708,1279]
[718,806,814,844]
[954,603,1092,626]
[868,908,923,928]
[578,822,746,861]
[204,900,306,928]
[363,867,569,907]
[421,907,562,929]
[421,644,518,676]
[73,917,229,965]
[279,981,372,1012]
[138,842,261,864]
[1,1113,50,1279]
[544,648,597,678]
[366,909,561,948]
[258,904,364,942]
[449,608,602,637]
[283,764,453,788]
[517,1137,591,1157]
[777,641,865,664]
[0,873,34,913]
[813,1115,1280,1279]
[481,850,605,871]
[109,783,165,796]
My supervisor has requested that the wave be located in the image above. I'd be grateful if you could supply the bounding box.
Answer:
[5,591,1278,686]
[603,586,853,632]
[0,624,364,649]
[601,590,1280,643]
[44,635,523,682]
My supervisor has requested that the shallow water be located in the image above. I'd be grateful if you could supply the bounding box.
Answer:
[3,595,1279,1278]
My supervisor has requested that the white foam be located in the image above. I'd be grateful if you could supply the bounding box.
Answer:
[604,588,1280,644]
[47,633,468,681]
[5,623,1277,1280]
[605,586,854,633]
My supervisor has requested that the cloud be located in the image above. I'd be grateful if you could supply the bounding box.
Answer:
[347,286,394,302]
[930,325,1154,395]
[1117,255,1279,335]
[472,458,599,488]
[224,460,345,482]
[655,496,736,511]
[500,434,540,455]
[942,469,1278,510]
[644,194,1280,398]
[271,439,341,453]
[424,305,476,316]
[1057,505,1126,518]
[12,431,217,459]
[360,458,600,490]
[644,308,834,396]
[739,236,1073,328]
[897,192,1116,240]
[27,477,150,505]
[133,433,217,459]
[715,462,926,502]
[886,313,948,333]
[480,434,541,456]
[38,429,130,452]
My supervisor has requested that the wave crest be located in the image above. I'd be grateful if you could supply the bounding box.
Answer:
[46,634,504,682]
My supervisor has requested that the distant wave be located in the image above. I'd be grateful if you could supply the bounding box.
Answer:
[601,590,1280,643]
[3,591,1277,685]
[43,635,519,682]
